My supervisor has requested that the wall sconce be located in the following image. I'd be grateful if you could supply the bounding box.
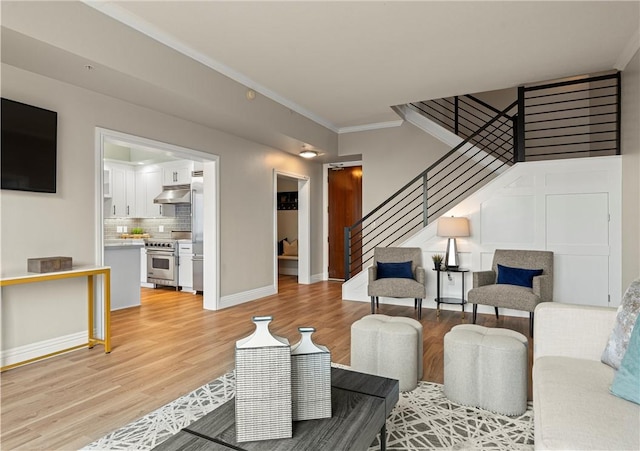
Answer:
[437,216,470,269]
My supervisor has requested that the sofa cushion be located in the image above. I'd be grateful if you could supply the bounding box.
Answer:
[367,277,425,298]
[468,283,539,311]
[533,356,640,450]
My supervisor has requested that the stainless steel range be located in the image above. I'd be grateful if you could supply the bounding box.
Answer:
[145,238,178,289]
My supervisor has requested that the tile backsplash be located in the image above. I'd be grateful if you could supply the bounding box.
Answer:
[104,204,191,239]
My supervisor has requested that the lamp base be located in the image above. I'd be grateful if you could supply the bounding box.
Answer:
[444,237,460,269]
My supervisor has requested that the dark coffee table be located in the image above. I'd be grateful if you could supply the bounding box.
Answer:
[154,367,399,451]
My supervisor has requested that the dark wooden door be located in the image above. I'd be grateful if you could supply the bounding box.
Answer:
[328,166,362,279]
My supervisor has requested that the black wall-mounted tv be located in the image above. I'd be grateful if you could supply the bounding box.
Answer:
[1,98,58,193]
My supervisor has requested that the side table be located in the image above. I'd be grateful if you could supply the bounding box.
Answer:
[433,267,469,318]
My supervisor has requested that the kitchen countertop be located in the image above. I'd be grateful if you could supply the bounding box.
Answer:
[104,239,145,249]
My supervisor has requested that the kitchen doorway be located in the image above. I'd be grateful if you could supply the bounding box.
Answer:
[94,128,220,337]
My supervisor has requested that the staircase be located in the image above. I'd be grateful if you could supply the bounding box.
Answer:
[343,72,621,280]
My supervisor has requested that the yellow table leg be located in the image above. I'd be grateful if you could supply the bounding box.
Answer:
[104,269,111,353]
[88,275,95,348]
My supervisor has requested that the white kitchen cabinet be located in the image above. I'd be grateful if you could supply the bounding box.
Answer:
[162,160,193,186]
[135,167,175,218]
[104,167,112,198]
[125,170,136,216]
[178,241,194,293]
[105,163,136,217]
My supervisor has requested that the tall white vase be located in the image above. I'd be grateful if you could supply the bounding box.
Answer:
[290,326,332,421]
[235,316,292,442]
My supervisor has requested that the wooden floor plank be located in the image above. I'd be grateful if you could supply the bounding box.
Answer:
[0,276,531,450]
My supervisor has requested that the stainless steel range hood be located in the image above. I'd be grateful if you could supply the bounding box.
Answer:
[153,184,191,204]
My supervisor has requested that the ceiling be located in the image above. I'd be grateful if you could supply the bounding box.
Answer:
[89,1,639,131]
[1,1,638,161]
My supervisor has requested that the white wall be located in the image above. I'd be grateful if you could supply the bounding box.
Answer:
[277,211,298,243]
[0,63,323,356]
[344,156,622,316]
[621,49,640,291]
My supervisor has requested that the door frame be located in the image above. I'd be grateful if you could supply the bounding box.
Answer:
[273,170,310,286]
[94,128,220,335]
[323,160,363,280]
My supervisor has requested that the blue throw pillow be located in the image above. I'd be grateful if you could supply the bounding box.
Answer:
[610,315,640,405]
[377,261,413,279]
[496,264,543,289]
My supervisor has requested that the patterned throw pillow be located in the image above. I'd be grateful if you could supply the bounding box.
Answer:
[602,279,640,370]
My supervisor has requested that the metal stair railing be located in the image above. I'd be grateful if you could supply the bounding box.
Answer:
[344,100,518,280]
[517,72,621,160]
[409,94,515,141]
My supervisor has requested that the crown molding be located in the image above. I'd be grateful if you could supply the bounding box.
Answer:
[338,120,404,134]
[82,1,340,133]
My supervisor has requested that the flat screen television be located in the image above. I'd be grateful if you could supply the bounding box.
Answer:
[1,98,57,193]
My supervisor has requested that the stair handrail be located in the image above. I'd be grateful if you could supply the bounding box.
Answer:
[409,94,515,139]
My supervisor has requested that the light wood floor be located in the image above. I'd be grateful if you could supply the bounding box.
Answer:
[1,276,532,450]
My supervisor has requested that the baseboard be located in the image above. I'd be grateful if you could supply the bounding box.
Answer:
[1,331,88,368]
[310,273,325,283]
[220,284,277,309]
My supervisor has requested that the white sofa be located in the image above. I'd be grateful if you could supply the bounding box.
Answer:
[533,302,640,450]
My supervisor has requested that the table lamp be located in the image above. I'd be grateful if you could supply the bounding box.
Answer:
[437,216,470,269]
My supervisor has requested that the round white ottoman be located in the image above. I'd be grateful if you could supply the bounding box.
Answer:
[351,314,423,391]
[444,324,528,416]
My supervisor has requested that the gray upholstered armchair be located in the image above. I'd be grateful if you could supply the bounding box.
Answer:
[367,247,426,319]
[468,249,554,336]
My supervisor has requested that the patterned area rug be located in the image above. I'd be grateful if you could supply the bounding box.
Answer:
[83,367,534,450]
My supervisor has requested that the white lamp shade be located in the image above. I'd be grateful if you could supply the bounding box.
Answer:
[437,216,470,237]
